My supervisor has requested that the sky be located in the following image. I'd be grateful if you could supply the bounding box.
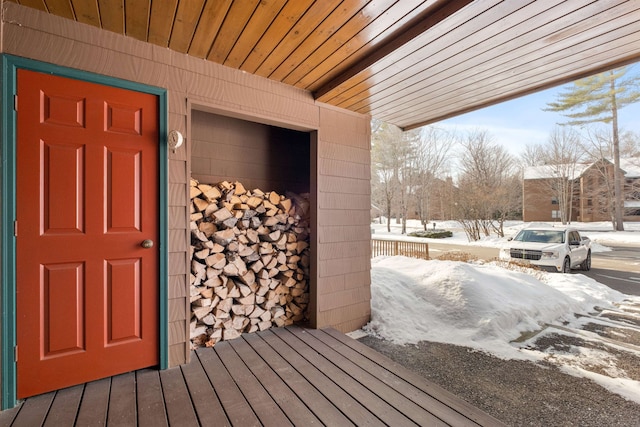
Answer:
[360,219,640,404]
[435,63,640,157]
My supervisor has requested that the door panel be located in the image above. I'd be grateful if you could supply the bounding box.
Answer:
[16,69,159,398]
[43,262,85,356]
[44,142,85,234]
[106,258,142,344]
[106,148,141,231]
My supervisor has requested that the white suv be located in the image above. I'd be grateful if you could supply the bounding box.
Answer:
[499,227,591,273]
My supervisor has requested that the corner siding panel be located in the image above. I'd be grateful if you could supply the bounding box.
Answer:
[315,105,371,332]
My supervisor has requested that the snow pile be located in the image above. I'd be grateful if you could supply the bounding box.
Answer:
[365,256,625,358]
[364,256,640,403]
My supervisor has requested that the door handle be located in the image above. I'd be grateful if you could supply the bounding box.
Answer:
[141,239,154,249]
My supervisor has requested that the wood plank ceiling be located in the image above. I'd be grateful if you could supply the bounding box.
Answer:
[10,0,640,130]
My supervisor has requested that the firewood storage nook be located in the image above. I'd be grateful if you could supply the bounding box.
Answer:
[189,110,312,347]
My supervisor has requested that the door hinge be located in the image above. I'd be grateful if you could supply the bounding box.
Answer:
[14,346,18,362]
[14,220,18,237]
[14,95,18,111]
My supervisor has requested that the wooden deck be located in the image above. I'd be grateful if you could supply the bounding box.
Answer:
[1,327,504,426]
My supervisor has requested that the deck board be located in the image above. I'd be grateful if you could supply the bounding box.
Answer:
[263,328,385,426]
[1,326,505,426]
[135,369,168,427]
[9,391,53,427]
[75,377,110,426]
[195,347,261,427]
[180,350,230,426]
[308,328,477,426]
[0,404,20,426]
[272,327,414,426]
[291,327,444,425]
[227,337,321,426]
[43,385,83,427]
[242,331,353,426]
[215,341,292,427]
[107,372,137,426]
[159,367,199,426]
[322,327,503,426]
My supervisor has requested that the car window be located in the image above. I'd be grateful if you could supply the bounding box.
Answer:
[513,230,564,243]
[569,231,580,243]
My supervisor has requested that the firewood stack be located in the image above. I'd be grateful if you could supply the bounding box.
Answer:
[189,178,311,348]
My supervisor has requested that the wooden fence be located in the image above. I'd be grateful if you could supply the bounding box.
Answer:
[371,238,429,260]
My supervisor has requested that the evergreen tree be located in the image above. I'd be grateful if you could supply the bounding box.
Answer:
[544,67,640,231]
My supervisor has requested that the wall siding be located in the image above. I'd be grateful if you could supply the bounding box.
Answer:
[316,105,372,331]
[523,179,560,222]
[0,2,371,378]
[0,35,4,411]
[190,110,310,194]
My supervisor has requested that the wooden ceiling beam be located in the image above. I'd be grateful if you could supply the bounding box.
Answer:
[313,0,472,101]
[124,0,150,42]
[98,0,125,34]
[238,0,314,74]
[15,0,47,12]
[325,0,528,110]
[148,0,178,47]
[70,0,100,27]
[187,0,231,58]
[44,0,75,19]
[224,0,286,69]
[252,1,339,79]
[349,1,639,116]
[10,0,640,130]
[299,0,446,92]
[403,52,640,130]
[401,42,640,130]
[169,0,206,53]
[207,0,260,63]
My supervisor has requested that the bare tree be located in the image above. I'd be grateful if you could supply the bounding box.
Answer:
[455,129,520,241]
[412,126,455,230]
[620,130,640,157]
[584,127,640,158]
[371,120,402,231]
[581,127,627,226]
[371,121,416,233]
[537,126,584,224]
[520,143,546,167]
[397,129,421,234]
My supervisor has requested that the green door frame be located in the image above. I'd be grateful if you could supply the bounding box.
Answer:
[1,55,169,409]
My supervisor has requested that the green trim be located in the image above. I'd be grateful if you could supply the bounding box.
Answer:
[1,55,169,409]
[157,83,169,372]
[1,56,18,411]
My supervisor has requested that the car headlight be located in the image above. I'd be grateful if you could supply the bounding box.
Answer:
[541,251,558,259]
[499,248,510,258]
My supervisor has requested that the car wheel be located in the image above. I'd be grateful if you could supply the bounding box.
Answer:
[580,251,591,271]
[562,257,571,273]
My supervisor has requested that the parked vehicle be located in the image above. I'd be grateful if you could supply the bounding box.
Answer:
[499,226,591,273]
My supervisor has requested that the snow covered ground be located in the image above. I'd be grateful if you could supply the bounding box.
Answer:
[371,218,640,248]
[361,219,640,403]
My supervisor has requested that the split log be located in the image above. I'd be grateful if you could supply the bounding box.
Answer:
[189,178,310,349]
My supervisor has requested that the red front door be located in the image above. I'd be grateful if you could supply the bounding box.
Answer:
[16,69,159,398]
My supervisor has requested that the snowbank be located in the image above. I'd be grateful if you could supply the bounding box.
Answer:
[365,256,626,359]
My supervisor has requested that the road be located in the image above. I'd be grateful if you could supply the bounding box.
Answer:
[427,241,640,296]
[587,245,640,295]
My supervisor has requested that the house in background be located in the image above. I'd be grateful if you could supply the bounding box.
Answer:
[1,0,639,410]
[523,158,640,223]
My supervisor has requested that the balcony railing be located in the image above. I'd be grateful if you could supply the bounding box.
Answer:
[371,238,429,260]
